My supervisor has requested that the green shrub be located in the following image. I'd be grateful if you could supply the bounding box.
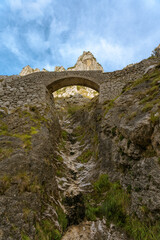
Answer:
[0,120,9,135]
[56,207,68,232]
[85,173,160,239]
[21,233,31,240]
[57,155,63,162]
[0,147,13,160]
[36,220,61,240]
[142,103,153,112]
[77,149,93,163]
[93,174,110,193]
[61,130,68,140]
[85,204,99,221]
[150,113,159,124]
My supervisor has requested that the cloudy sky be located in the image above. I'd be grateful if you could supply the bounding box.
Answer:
[0,0,160,75]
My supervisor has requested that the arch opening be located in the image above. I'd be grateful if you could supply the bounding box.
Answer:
[53,85,99,99]
[46,76,100,93]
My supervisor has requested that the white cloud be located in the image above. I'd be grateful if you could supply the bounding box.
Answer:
[7,0,22,10]
[59,36,135,70]
[1,28,27,61]
[7,0,53,21]
[142,0,160,8]
[26,31,49,52]
[43,64,55,71]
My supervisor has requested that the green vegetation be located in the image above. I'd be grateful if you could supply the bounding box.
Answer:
[61,130,68,140]
[84,173,160,240]
[0,147,13,161]
[93,174,110,193]
[67,105,82,115]
[92,133,99,145]
[77,149,93,163]
[85,174,129,226]
[0,175,11,194]
[127,111,137,121]
[13,172,42,193]
[56,170,63,177]
[13,126,38,149]
[111,126,117,136]
[21,233,31,240]
[0,172,42,194]
[119,134,125,141]
[0,120,9,136]
[57,155,63,162]
[103,96,119,116]
[36,220,61,240]
[35,206,67,240]
[104,99,115,115]
[56,206,68,232]
[0,107,49,151]
[150,112,159,124]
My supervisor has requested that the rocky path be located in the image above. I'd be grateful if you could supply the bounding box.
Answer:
[55,115,128,240]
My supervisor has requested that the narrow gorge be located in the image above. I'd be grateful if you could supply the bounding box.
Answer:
[0,49,160,239]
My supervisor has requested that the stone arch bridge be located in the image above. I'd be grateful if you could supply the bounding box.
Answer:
[0,57,158,112]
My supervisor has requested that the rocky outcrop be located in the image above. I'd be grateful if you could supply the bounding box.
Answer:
[54,51,103,72]
[20,51,103,77]
[19,65,47,76]
[54,66,66,72]
[67,51,103,71]
[53,86,98,99]
[1,46,160,239]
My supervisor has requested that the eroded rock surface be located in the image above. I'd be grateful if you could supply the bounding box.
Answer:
[19,65,47,76]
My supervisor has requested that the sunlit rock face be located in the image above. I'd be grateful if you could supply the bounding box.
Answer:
[20,51,103,77]
[54,51,103,72]
[54,66,66,72]
[67,51,103,71]
[53,86,98,99]
[19,65,47,76]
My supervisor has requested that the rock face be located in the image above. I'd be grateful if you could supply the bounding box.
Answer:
[53,86,98,99]
[67,51,103,71]
[54,66,66,72]
[20,51,103,77]
[1,46,160,239]
[19,65,47,76]
[54,51,103,72]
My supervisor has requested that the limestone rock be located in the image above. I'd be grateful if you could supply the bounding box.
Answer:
[19,66,48,76]
[54,66,66,72]
[67,51,103,71]
[19,65,40,76]
[53,86,98,99]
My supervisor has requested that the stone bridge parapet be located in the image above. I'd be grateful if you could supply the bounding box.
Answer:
[0,57,159,113]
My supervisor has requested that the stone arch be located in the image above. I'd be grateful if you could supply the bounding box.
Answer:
[46,76,100,93]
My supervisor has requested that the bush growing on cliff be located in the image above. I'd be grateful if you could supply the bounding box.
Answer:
[85,174,160,240]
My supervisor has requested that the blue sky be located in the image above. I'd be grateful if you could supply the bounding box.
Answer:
[0,0,160,75]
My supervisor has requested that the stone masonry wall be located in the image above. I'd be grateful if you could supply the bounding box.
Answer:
[0,75,47,114]
[99,57,160,102]
[0,57,159,112]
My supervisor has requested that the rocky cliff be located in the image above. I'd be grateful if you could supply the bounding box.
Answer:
[0,47,160,239]
[54,51,103,72]
[19,65,47,76]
